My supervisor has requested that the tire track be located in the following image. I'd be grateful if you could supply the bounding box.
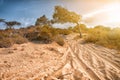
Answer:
[65,39,120,80]
[67,41,101,80]
[84,44,120,72]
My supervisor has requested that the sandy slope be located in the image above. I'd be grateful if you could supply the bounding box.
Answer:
[0,33,120,80]
[46,34,120,80]
[65,40,120,80]
[0,42,66,80]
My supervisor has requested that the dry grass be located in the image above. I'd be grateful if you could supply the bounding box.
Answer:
[54,35,65,46]
[0,30,27,48]
[0,25,71,48]
[85,26,120,50]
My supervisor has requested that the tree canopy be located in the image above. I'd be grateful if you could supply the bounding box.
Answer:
[0,19,5,23]
[53,6,82,37]
[35,15,51,26]
[53,6,81,24]
[5,21,21,29]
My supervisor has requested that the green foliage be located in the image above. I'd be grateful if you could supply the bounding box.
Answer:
[37,26,53,43]
[35,15,50,26]
[35,15,52,27]
[53,6,81,23]
[0,18,5,22]
[72,24,88,33]
[56,28,71,35]
[24,25,67,45]
[5,21,21,29]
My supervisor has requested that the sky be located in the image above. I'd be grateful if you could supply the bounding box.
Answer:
[0,0,120,29]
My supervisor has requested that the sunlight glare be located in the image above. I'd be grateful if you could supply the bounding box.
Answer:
[106,3,120,23]
[83,2,120,25]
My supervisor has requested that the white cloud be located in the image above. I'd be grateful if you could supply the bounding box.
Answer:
[19,18,36,27]
[52,22,76,29]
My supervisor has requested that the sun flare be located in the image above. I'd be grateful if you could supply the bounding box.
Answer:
[83,2,120,26]
[106,3,120,23]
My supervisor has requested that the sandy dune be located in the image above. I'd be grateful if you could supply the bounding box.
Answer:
[0,34,120,80]
[46,34,120,80]
[0,42,66,80]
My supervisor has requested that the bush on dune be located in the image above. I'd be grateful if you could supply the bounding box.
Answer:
[56,28,71,35]
[24,25,66,45]
[11,34,28,44]
[25,25,53,43]
[0,38,13,48]
[37,26,65,45]
[85,26,120,50]
[54,35,65,46]
[0,30,27,48]
[72,24,88,33]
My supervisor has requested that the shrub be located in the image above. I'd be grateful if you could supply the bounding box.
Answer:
[25,31,39,41]
[12,34,28,44]
[0,38,13,48]
[37,31,52,43]
[25,25,68,44]
[85,26,120,50]
[0,24,69,48]
[72,24,88,33]
[0,30,27,48]
[54,35,65,46]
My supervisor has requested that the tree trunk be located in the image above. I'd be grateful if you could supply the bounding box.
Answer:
[77,23,82,38]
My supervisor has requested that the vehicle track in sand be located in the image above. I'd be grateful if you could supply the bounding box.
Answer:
[47,34,120,80]
[0,34,120,80]
[68,40,120,80]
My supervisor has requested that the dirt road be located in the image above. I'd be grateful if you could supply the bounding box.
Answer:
[47,34,120,80]
[0,34,120,80]
[65,40,120,80]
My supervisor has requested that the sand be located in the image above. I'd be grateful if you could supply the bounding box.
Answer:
[0,34,120,80]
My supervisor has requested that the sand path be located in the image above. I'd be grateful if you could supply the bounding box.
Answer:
[0,34,120,80]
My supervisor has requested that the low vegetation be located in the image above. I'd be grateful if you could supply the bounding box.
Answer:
[0,24,72,47]
[0,30,27,48]
[24,25,69,45]
[1,22,120,50]
[0,6,120,51]
[85,26,120,50]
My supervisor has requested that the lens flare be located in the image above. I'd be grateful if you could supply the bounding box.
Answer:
[83,2,120,27]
